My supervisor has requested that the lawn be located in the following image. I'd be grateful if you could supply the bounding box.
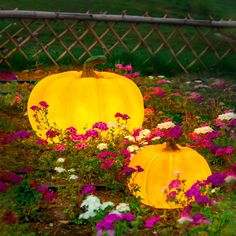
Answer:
[0,62,235,235]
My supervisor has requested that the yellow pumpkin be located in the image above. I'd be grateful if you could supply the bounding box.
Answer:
[27,56,144,139]
[128,141,212,209]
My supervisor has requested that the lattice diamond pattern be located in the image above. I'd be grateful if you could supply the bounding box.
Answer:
[0,16,235,73]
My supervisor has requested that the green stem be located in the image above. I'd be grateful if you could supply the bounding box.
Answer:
[81,55,107,78]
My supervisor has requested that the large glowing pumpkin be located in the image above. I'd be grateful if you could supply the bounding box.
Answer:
[27,56,144,139]
[128,141,212,209]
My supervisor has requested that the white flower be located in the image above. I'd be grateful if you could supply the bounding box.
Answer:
[68,168,75,172]
[148,76,154,80]
[54,167,66,173]
[56,158,65,163]
[79,210,97,219]
[80,195,101,212]
[193,126,213,134]
[224,175,236,183]
[173,170,181,177]
[110,210,122,215]
[125,135,136,142]
[151,136,161,141]
[97,143,108,150]
[107,122,118,129]
[217,112,236,121]
[69,174,78,180]
[157,121,175,129]
[116,203,130,212]
[136,129,151,141]
[157,75,166,79]
[100,201,114,210]
[177,216,194,224]
[127,145,140,153]
[194,80,202,83]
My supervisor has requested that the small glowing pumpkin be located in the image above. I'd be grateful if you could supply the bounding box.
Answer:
[27,56,144,139]
[128,141,212,209]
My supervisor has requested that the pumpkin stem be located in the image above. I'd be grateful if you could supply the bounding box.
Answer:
[81,55,107,78]
[164,139,180,151]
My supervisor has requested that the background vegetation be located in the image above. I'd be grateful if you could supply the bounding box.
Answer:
[1,0,236,19]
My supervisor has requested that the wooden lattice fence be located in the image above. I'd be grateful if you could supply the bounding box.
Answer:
[0,10,236,73]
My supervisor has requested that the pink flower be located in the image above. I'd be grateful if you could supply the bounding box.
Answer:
[132,72,140,77]
[3,211,18,224]
[80,184,97,195]
[145,216,161,228]
[92,122,108,131]
[152,87,165,97]
[39,101,49,108]
[46,129,59,138]
[36,139,48,145]
[75,143,88,150]
[124,65,133,71]
[42,190,57,202]
[0,181,8,192]
[168,179,181,189]
[115,112,130,120]
[157,79,167,84]
[54,145,65,151]
[101,159,114,170]
[115,64,124,70]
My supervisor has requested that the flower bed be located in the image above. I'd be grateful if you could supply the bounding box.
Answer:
[0,65,235,235]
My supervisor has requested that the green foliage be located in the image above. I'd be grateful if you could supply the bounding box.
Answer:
[0,180,41,220]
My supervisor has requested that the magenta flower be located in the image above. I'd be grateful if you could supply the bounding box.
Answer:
[19,167,32,174]
[13,130,30,139]
[192,213,211,225]
[97,151,117,159]
[92,122,108,131]
[101,159,115,170]
[206,173,225,187]
[66,126,77,134]
[165,126,182,139]
[136,165,144,172]
[3,211,18,224]
[124,65,133,72]
[75,142,88,150]
[85,129,99,139]
[0,181,8,192]
[122,166,136,175]
[120,149,131,158]
[185,182,201,198]
[80,184,97,195]
[42,190,57,202]
[115,64,124,70]
[121,212,135,221]
[5,172,22,184]
[46,129,59,138]
[194,195,210,204]
[54,145,65,151]
[152,87,165,97]
[145,216,161,228]
[36,139,48,145]
[168,179,181,189]
[71,133,85,142]
[115,112,130,120]
[30,105,38,111]
[39,101,49,108]
[132,72,140,77]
